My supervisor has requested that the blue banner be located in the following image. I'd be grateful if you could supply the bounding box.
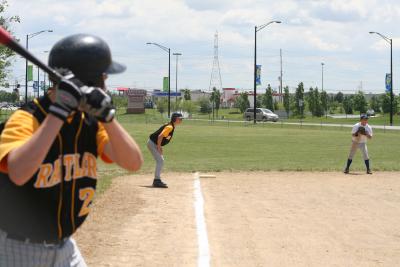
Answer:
[153,92,181,97]
[256,65,262,86]
[385,73,391,92]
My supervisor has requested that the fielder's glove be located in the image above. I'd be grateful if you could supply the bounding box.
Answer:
[357,126,367,135]
[80,87,115,123]
[49,73,83,121]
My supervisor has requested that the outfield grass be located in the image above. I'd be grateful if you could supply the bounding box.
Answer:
[97,117,400,191]
[113,107,400,126]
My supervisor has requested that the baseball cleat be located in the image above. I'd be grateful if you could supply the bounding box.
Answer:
[366,169,372,174]
[153,179,168,188]
[343,168,349,174]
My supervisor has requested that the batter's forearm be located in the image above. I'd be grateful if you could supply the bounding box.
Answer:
[7,115,64,185]
[103,120,143,171]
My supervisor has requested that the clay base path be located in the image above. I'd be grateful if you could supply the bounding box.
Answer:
[75,172,400,267]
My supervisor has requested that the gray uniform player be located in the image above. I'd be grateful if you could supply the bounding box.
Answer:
[344,114,373,174]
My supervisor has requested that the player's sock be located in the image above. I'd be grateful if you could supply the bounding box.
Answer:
[346,159,352,169]
[365,159,370,170]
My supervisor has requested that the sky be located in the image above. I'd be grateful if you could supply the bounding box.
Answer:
[3,0,400,95]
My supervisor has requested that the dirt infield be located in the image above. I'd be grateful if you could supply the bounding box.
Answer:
[74,172,400,267]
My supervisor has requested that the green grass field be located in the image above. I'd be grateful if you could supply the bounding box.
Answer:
[1,109,398,193]
[97,117,400,192]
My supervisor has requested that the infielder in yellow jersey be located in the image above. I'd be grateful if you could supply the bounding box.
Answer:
[344,114,373,174]
[147,113,183,188]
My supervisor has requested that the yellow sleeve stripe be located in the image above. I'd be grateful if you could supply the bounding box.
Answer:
[96,122,112,163]
[0,110,39,172]
[160,125,173,137]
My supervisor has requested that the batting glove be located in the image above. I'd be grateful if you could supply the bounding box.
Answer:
[80,87,115,123]
[49,73,83,121]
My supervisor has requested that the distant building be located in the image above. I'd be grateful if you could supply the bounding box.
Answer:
[221,88,238,108]
[221,88,283,108]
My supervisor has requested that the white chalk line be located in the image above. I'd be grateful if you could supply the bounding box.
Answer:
[194,172,211,267]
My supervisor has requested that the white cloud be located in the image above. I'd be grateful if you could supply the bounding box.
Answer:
[4,0,400,93]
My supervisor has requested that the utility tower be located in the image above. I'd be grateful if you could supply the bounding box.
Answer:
[209,31,222,91]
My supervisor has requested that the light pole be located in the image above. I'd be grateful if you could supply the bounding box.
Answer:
[43,51,49,93]
[173,52,182,105]
[369,31,393,125]
[147,42,171,118]
[321,62,324,91]
[254,20,281,124]
[25,30,52,104]
[36,65,40,98]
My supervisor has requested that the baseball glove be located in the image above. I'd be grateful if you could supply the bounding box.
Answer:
[357,126,367,135]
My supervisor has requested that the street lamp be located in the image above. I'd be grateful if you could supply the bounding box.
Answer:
[321,62,328,118]
[369,31,393,126]
[321,62,324,91]
[25,30,53,104]
[147,42,171,118]
[43,51,50,94]
[173,52,182,104]
[254,20,281,124]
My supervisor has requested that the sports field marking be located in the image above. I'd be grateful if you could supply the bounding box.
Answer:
[194,172,210,267]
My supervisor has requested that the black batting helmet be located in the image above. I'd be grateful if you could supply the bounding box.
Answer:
[48,34,126,87]
[171,112,183,122]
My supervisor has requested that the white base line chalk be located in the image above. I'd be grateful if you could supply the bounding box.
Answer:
[194,172,211,267]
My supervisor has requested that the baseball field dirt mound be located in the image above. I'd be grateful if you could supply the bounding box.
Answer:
[75,172,400,267]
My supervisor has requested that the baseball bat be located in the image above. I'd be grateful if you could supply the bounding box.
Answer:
[0,26,62,82]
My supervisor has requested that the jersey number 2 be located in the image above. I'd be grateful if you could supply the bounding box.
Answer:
[79,187,95,217]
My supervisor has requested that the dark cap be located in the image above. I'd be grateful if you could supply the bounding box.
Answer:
[171,112,183,122]
[360,114,369,120]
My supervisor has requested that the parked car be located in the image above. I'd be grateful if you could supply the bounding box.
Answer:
[244,108,279,122]
[366,109,375,117]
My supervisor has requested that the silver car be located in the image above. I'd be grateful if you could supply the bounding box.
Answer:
[244,108,279,122]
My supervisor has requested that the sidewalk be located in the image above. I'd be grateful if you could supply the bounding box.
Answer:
[188,118,400,131]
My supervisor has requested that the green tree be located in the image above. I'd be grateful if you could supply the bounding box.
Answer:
[256,95,262,108]
[273,99,279,111]
[0,1,20,84]
[329,101,339,114]
[263,84,274,111]
[369,95,381,113]
[111,95,128,108]
[306,87,315,116]
[198,97,212,114]
[0,90,17,102]
[283,86,290,118]
[210,87,221,118]
[234,92,250,113]
[183,89,191,100]
[156,98,168,115]
[334,92,344,103]
[343,95,353,114]
[172,98,182,112]
[314,88,324,117]
[294,82,305,117]
[353,91,368,114]
[380,93,391,114]
[182,100,197,118]
[320,90,329,117]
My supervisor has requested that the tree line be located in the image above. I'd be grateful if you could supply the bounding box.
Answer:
[234,82,399,118]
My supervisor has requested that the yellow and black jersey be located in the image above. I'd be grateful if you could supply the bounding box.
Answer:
[0,95,111,242]
[149,123,175,146]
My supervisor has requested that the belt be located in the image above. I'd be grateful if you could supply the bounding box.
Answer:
[5,232,68,247]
